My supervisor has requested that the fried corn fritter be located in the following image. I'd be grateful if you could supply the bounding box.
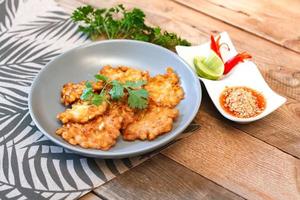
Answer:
[123,106,179,141]
[56,66,185,150]
[109,101,136,130]
[60,81,85,106]
[56,112,122,150]
[145,68,184,108]
[57,101,108,124]
[99,65,149,83]
[61,81,103,105]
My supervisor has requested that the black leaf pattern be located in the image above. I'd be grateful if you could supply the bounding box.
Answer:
[0,106,27,145]
[21,145,35,189]
[0,33,60,67]
[34,146,50,190]
[2,144,9,184]
[10,143,21,190]
[58,159,79,190]
[12,10,85,42]
[73,159,94,187]
[1,91,27,107]
[105,160,120,176]
[121,158,133,168]
[86,159,107,182]
[0,183,18,200]
[0,0,19,32]
[46,158,65,190]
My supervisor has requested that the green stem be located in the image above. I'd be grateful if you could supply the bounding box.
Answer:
[103,21,111,39]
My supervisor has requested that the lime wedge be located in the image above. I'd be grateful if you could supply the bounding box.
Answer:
[193,51,224,80]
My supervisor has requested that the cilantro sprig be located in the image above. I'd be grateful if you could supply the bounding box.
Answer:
[71,5,191,51]
[80,74,148,109]
[81,81,107,106]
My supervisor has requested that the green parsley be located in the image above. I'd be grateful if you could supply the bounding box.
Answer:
[95,74,109,82]
[91,93,106,106]
[109,80,124,100]
[80,74,149,109]
[128,89,148,109]
[80,81,93,100]
[80,81,107,106]
[123,80,146,89]
[71,5,191,51]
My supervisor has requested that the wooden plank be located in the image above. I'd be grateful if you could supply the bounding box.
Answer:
[79,192,103,200]
[173,0,300,53]
[94,154,245,200]
[200,87,300,158]
[57,0,300,159]
[162,111,300,200]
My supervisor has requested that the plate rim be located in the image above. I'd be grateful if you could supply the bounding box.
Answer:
[28,39,202,158]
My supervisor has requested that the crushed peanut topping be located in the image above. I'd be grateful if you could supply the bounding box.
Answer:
[220,86,266,118]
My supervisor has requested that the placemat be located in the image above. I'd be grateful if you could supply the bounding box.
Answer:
[0,0,199,199]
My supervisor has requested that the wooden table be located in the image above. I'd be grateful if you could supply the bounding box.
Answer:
[57,0,300,199]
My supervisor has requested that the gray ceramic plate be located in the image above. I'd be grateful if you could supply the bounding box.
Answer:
[29,40,201,159]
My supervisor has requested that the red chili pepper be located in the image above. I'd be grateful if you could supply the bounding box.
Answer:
[210,35,222,60]
[224,52,252,74]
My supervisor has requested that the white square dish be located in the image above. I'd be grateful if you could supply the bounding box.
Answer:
[176,32,286,123]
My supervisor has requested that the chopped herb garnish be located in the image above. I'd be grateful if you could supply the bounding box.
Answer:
[123,80,146,89]
[128,89,148,109]
[95,74,109,82]
[80,74,148,109]
[85,81,92,88]
[71,5,191,51]
[91,93,106,106]
[80,81,93,100]
[109,80,124,100]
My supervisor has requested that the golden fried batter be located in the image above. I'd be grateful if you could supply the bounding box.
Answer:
[61,81,103,106]
[56,113,122,150]
[109,101,136,130]
[99,65,149,83]
[61,81,85,106]
[57,101,108,124]
[145,68,184,108]
[123,106,179,141]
